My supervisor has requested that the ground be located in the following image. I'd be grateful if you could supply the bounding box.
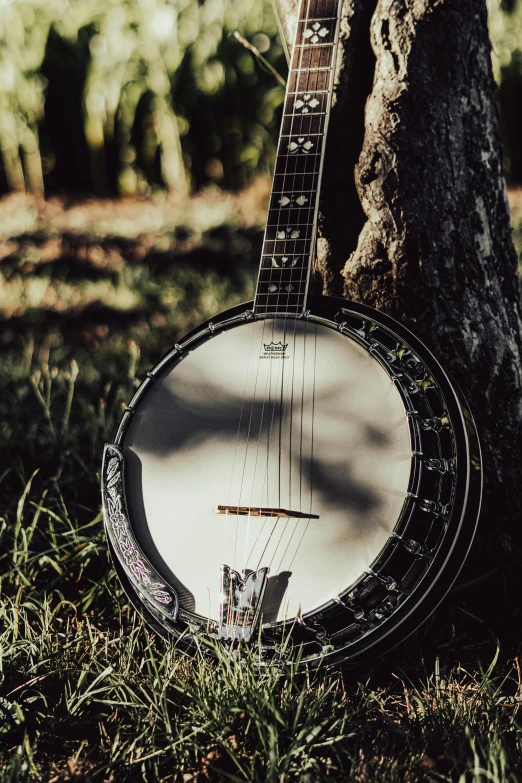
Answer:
[1,184,522,781]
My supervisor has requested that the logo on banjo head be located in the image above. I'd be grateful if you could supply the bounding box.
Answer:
[261,341,289,359]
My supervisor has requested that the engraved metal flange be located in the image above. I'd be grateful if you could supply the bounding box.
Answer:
[102,445,178,621]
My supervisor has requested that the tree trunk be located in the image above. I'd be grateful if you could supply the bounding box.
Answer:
[277,0,522,627]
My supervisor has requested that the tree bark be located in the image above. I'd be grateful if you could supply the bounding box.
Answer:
[277,0,522,618]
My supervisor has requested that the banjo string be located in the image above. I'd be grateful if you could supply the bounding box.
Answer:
[282,11,339,569]
[263,0,315,566]
[232,0,320,588]
[237,2,311,577]
[222,321,261,561]
[288,326,317,570]
[266,6,320,571]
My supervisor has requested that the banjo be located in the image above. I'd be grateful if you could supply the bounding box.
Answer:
[102,0,482,667]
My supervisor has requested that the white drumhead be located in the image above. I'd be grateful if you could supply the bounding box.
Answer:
[123,318,411,623]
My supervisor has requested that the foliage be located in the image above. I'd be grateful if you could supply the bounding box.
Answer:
[1,0,521,199]
[488,0,522,182]
[508,187,522,267]
[0,0,286,197]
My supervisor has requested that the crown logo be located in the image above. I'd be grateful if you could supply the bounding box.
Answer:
[263,341,288,353]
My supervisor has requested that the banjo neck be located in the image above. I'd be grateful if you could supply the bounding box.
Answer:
[253,0,342,316]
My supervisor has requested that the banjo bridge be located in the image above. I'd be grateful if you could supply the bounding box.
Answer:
[216,505,319,519]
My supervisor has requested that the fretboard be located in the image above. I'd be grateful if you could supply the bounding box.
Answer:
[254,0,341,315]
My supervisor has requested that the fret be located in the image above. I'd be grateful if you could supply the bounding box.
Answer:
[270,188,317,197]
[299,0,339,20]
[255,305,303,314]
[267,209,316,225]
[261,264,310,274]
[278,152,322,165]
[266,208,316,225]
[256,289,307,301]
[259,271,309,278]
[270,190,313,207]
[296,15,336,21]
[281,131,324,138]
[287,89,328,96]
[294,42,334,48]
[274,154,322,177]
[266,217,315,229]
[263,237,312,250]
[283,107,327,120]
[285,91,328,116]
[277,152,323,165]
[283,108,327,118]
[282,114,325,137]
[256,290,306,296]
[261,252,310,263]
[262,248,311,260]
[282,135,324,157]
[256,301,303,306]
[266,204,317,215]
[272,172,319,193]
[258,276,308,288]
[259,267,309,280]
[259,273,309,282]
[259,264,310,274]
[264,223,315,242]
[288,70,330,93]
[290,67,332,77]
[266,226,309,238]
[256,294,306,312]
[292,46,333,70]
[262,239,312,253]
[266,223,315,237]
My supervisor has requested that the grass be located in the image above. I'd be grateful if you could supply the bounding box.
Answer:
[1,188,522,781]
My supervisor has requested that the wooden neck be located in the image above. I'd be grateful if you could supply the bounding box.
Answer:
[253,0,342,315]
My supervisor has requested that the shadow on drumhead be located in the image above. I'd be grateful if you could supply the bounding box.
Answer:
[124,447,197,613]
[125,376,382,522]
[260,571,293,624]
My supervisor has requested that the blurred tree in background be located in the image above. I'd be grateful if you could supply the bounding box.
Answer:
[489,0,522,184]
[0,0,520,198]
[0,0,286,197]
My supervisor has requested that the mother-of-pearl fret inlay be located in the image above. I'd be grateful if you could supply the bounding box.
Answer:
[279,194,309,206]
[254,0,341,314]
[295,94,320,113]
[276,228,300,238]
[304,22,329,43]
[288,137,315,154]
[268,283,296,293]
[271,256,299,268]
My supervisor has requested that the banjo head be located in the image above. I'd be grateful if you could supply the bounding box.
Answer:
[102,296,481,666]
